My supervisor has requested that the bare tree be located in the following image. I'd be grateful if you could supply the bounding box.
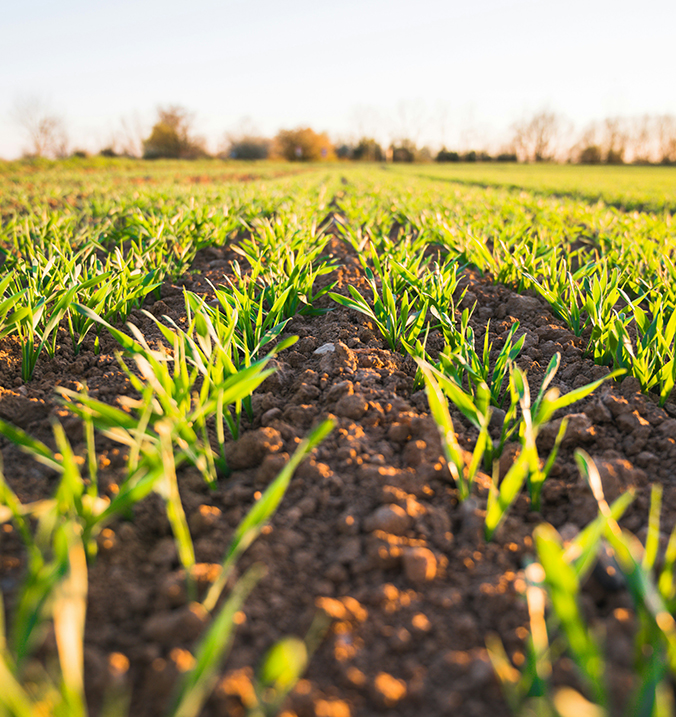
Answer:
[511,110,562,162]
[11,96,68,158]
[116,113,146,157]
[394,100,427,146]
[600,117,629,164]
[656,115,676,164]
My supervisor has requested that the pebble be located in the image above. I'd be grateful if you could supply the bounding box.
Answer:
[387,421,412,443]
[326,380,354,402]
[225,427,283,470]
[314,342,335,355]
[364,505,411,535]
[337,512,360,535]
[585,400,612,423]
[458,497,483,543]
[142,603,208,646]
[402,547,437,583]
[260,407,282,426]
[189,504,221,537]
[334,393,368,420]
[602,393,633,417]
[659,419,676,439]
[538,413,594,450]
[506,294,541,314]
[616,410,650,434]
[620,376,643,398]
[336,537,361,564]
[149,538,177,568]
[372,672,407,707]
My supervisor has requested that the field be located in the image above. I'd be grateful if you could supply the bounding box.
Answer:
[1,159,676,717]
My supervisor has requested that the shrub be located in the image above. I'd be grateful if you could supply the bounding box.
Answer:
[579,145,602,164]
[273,128,334,161]
[606,148,625,165]
[143,106,208,160]
[436,148,460,162]
[226,136,271,160]
[352,138,384,162]
[390,140,416,162]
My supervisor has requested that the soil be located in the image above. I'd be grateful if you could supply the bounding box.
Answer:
[1,218,673,717]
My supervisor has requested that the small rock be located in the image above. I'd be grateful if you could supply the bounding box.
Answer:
[149,538,177,568]
[507,294,541,314]
[314,342,335,355]
[635,451,658,467]
[334,393,368,420]
[260,407,282,426]
[402,547,437,583]
[559,523,580,543]
[325,563,349,583]
[458,497,483,543]
[336,537,361,564]
[620,376,643,398]
[616,410,650,434]
[467,652,494,688]
[538,413,594,450]
[401,439,427,467]
[337,512,360,535]
[489,408,506,430]
[372,672,407,707]
[593,542,625,591]
[387,421,411,443]
[334,341,358,373]
[585,401,612,423]
[594,458,647,501]
[255,453,288,486]
[225,428,283,470]
[189,504,222,537]
[282,404,317,426]
[296,336,317,354]
[602,394,633,417]
[326,380,354,403]
[364,505,411,535]
[143,603,208,646]
[659,419,676,439]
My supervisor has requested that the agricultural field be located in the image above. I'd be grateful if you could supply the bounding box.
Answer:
[394,161,676,214]
[1,159,676,716]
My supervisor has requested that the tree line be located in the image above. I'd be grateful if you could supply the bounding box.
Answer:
[10,102,676,165]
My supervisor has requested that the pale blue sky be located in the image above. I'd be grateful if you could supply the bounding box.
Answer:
[1,0,674,157]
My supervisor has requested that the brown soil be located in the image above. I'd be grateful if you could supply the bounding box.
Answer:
[0,229,673,717]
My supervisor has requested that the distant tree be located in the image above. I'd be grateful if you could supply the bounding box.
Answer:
[496,152,518,162]
[11,96,68,158]
[143,106,208,159]
[223,135,270,160]
[600,117,627,164]
[335,144,352,159]
[511,111,561,162]
[273,128,333,161]
[352,137,384,162]
[657,115,676,164]
[436,148,460,162]
[390,139,416,162]
[579,145,602,164]
[462,150,478,162]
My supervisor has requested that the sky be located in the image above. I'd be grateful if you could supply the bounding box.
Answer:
[1,0,675,158]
